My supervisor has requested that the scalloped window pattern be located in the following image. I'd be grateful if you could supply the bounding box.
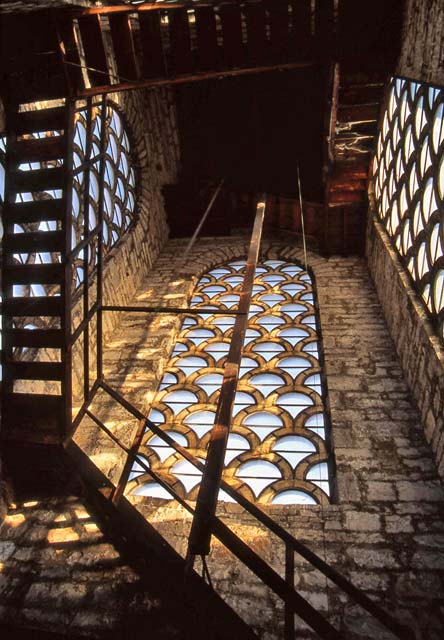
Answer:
[373,77,444,342]
[129,259,333,505]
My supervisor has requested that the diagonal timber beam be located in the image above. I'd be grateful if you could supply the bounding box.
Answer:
[186,194,266,559]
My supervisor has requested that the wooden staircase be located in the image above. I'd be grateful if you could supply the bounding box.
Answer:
[1,102,73,444]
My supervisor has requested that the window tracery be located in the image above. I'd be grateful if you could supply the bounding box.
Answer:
[373,77,444,342]
[129,259,333,505]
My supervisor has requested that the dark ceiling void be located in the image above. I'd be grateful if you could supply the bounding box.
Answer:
[175,67,326,201]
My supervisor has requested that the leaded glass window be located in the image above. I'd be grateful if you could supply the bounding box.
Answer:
[129,259,333,505]
[72,102,137,289]
[373,76,444,342]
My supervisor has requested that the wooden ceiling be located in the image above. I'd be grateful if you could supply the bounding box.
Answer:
[0,1,405,255]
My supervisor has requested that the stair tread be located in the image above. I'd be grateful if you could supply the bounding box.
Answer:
[10,136,66,162]
[2,328,64,348]
[13,108,66,135]
[2,296,63,317]
[3,230,64,254]
[4,199,65,223]
[3,262,65,285]
[6,360,64,381]
[9,166,65,192]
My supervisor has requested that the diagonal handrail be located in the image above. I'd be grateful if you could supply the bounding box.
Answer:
[67,377,415,640]
[69,391,342,639]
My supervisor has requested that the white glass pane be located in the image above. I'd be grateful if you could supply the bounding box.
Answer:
[272,491,317,505]
[132,484,172,499]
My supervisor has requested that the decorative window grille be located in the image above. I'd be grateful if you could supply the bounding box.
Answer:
[373,76,444,342]
[72,102,137,289]
[129,259,333,505]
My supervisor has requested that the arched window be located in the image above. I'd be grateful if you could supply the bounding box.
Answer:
[129,259,333,505]
[72,102,137,288]
[373,77,444,342]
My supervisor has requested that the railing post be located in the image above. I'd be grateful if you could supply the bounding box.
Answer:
[284,541,295,639]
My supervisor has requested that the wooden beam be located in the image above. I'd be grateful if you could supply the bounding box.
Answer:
[101,305,242,315]
[74,61,313,98]
[187,195,266,558]
[108,13,139,82]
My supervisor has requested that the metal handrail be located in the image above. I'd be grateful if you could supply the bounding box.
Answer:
[76,395,342,639]
[69,377,414,640]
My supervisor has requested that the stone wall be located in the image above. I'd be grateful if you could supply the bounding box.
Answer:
[2,234,443,639]
[398,0,444,85]
[366,215,444,480]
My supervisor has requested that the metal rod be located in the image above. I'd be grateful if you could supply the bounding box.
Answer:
[72,61,314,98]
[67,223,101,263]
[65,377,101,445]
[69,301,99,346]
[112,417,148,505]
[63,99,76,439]
[297,163,308,271]
[211,516,343,640]
[182,178,225,260]
[101,304,244,315]
[82,98,93,402]
[284,542,295,640]
[96,95,107,380]
[187,195,266,559]
[85,408,128,451]
[72,151,105,175]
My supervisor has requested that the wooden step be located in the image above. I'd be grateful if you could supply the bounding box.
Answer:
[7,361,64,381]
[220,4,244,68]
[330,162,369,180]
[337,103,380,122]
[333,149,372,164]
[336,120,378,136]
[329,178,367,192]
[3,230,64,254]
[10,135,66,163]
[2,296,63,317]
[2,328,64,349]
[329,190,367,204]
[195,6,219,71]
[4,263,64,285]
[339,83,384,104]
[3,199,65,224]
[13,108,66,136]
[4,56,66,103]
[1,393,64,443]
[9,166,65,193]
[168,8,193,75]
